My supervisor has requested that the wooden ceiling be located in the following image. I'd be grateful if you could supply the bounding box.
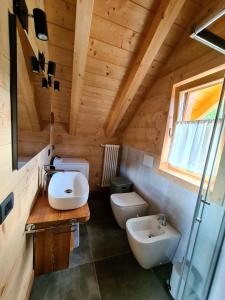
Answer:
[45,0,204,137]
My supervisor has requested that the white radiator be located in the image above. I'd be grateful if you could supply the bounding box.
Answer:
[101,144,120,187]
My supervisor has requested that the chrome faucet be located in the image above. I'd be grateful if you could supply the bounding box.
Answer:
[42,165,80,194]
[42,165,64,194]
[158,214,167,226]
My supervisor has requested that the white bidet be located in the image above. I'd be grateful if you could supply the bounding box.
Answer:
[126,215,180,269]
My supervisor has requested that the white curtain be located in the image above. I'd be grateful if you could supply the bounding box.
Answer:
[168,120,222,175]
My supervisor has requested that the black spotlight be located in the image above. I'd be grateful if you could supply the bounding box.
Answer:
[48,76,52,87]
[42,78,48,88]
[54,81,60,91]
[33,8,48,41]
[48,61,56,77]
[31,56,39,73]
[13,0,28,31]
[13,1,48,41]
[38,52,45,71]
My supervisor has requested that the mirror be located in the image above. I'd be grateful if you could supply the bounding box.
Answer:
[9,14,51,169]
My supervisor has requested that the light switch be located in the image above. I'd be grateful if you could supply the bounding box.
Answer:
[0,193,14,224]
[143,154,154,168]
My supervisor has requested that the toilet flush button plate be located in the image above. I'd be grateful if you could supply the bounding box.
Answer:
[143,154,154,168]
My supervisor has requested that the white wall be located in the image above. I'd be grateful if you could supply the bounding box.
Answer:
[120,145,198,261]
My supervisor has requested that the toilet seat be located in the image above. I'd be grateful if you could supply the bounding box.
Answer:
[110,192,149,229]
[111,192,147,208]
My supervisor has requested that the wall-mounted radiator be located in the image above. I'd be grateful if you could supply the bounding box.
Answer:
[101,144,120,187]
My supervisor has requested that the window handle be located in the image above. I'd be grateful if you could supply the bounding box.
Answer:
[169,128,173,137]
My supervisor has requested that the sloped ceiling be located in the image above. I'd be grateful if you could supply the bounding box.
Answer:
[45,0,203,136]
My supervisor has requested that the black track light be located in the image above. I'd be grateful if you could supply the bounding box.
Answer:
[33,8,48,41]
[54,81,60,91]
[13,0,28,31]
[38,52,45,71]
[48,76,52,87]
[31,56,39,73]
[48,61,56,77]
[42,78,48,88]
[13,0,48,41]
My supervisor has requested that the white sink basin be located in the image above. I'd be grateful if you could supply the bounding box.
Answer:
[48,172,89,210]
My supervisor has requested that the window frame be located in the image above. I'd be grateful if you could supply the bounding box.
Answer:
[159,70,224,189]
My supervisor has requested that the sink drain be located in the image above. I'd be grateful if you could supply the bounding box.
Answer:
[65,189,72,193]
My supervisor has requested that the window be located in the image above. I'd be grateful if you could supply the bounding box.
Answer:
[160,74,224,187]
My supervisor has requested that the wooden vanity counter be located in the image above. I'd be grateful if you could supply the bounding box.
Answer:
[26,194,90,276]
[27,194,90,228]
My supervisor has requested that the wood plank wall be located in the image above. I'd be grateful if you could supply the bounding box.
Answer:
[48,0,203,190]
[0,1,50,300]
[122,1,225,157]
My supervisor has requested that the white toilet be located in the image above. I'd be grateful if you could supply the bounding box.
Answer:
[110,192,149,229]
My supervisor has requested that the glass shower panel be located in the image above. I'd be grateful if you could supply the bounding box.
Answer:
[178,77,225,300]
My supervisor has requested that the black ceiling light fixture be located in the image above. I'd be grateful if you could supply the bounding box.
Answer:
[42,78,48,88]
[38,52,45,71]
[54,81,60,92]
[31,56,39,73]
[33,8,48,41]
[13,0,48,41]
[34,53,57,75]
[13,0,28,30]
[32,54,60,91]
[47,61,56,77]
[48,76,52,87]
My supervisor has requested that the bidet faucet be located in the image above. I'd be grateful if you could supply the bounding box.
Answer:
[158,214,167,226]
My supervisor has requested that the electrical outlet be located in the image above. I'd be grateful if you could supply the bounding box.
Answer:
[0,193,14,224]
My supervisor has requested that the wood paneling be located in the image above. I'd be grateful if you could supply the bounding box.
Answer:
[88,38,133,68]
[105,0,186,137]
[0,2,50,300]
[86,56,127,81]
[123,13,225,158]
[45,0,76,30]
[118,0,204,131]
[46,0,207,190]
[1,2,225,298]
[93,0,155,33]
[17,29,41,132]
[91,14,144,52]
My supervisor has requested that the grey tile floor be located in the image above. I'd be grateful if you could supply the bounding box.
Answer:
[30,193,173,300]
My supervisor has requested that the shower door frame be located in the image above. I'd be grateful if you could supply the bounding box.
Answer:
[177,74,225,300]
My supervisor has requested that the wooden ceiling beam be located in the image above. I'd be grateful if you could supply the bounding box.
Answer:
[69,0,94,135]
[105,0,186,137]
